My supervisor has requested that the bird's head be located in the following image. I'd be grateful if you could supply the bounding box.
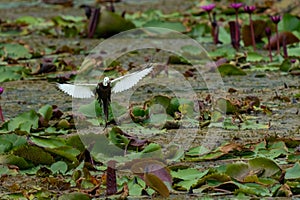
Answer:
[103,77,110,86]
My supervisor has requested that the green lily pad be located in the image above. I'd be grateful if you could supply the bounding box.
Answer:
[235,182,272,197]
[51,161,68,174]
[218,26,231,44]
[30,136,66,148]
[215,98,237,114]
[288,47,300,57]
[172,168,209,190]
[0,65,28,82]
[13,145,55,165]
[249,157,281,177]
[285,162,300,180]
[0,154,32,169]
[16,15,45,26]
[280,13,300,32]
[46,146,80,163]
[181,45,203,56]
[280,59,292,72]
[1,43,32,60]
[38,104,53,121]
[0,140,12,154]
[141,143,161,154]
[58,192,91,200]
[0,134,26,153]
[127,177,145,196]
[143,20,186,32]
[208,46,236,60]
[185,145,210,157]
[6,110,39,133]
[247,52,264,62]
[218,64,247,76]
[225,162,249,181]
[132,107,148,117]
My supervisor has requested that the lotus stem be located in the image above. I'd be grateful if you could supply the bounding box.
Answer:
[0,106,4,122]
[235,9,240,49]
[265,27,272,62]
[282,34,288,58]
[275,24,280,55]
[249,13,256,51]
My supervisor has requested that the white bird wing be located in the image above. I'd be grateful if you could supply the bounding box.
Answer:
[57,83,95,98]
[111,66,153,93]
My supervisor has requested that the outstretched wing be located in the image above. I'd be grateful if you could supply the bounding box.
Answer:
[111,66,153,93]
[57,83,95,98]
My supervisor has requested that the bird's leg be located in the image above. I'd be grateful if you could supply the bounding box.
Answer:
[103,120,108,130]
[103,103,109,129]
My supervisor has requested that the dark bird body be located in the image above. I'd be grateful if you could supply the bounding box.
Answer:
[96,81,111,127]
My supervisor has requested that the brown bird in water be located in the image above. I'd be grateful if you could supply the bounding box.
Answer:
[57,66,153,127]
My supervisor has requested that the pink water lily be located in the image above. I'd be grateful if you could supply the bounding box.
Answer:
[270,15,282,24]
[200,3,219,45]
[230,2,243,49]
[230,3,243,10]
[270,15,282,54]
[200,3,216,12]
[244,5,256,51]
[244,5,256,14]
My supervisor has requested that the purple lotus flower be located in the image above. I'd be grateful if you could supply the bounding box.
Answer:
[271,15,282,54]
[200,3,216,12]
[0,87,3,95]
[270,15,282,24]
[265,27,271,37]
[230,3,243,10]
[244,5,256,14]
